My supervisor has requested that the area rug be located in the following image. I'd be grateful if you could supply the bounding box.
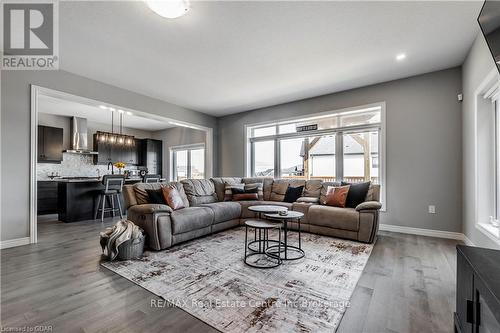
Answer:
[102,227,373,333]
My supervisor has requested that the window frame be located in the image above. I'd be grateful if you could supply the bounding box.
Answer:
[244,102,386,210]
[170,143,206,181]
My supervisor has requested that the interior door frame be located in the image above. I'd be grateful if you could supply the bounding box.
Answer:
[30,85,214,244]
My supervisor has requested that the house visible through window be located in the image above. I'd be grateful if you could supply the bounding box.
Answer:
[246,105,385,205]
[172,145,205,181]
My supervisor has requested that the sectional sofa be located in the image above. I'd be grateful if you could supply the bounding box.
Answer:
[122,177,382,250]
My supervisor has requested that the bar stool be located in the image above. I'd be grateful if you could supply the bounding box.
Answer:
[143,174,161,183]
[95,175,125,222]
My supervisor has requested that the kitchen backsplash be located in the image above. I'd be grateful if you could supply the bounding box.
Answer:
[37,153,138,180]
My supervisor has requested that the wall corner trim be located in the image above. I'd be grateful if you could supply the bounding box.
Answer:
[379,224,471,244]
[0,237,30,249]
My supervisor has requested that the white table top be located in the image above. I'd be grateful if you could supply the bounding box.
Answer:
[248,205,288,213]
[265,211,304,219]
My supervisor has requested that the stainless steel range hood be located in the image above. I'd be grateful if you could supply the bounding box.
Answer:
[63,117,98,155]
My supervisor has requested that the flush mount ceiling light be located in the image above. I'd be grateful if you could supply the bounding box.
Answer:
[396,53,407,61]
[145,0,190,19]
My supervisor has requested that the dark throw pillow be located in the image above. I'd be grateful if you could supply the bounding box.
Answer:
[232,187,259,201]
[341,181,371,208]
[146,189,166,205]
[283,185,304,203]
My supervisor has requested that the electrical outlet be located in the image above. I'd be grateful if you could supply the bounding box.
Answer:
[428,205,436,214]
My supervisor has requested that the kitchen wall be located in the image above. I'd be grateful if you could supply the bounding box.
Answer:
[218,67,463,233]
[152,127,206,180]
[1,69,217,242]
[462,33,500,249]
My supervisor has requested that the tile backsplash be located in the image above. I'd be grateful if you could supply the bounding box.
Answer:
[37,153,137,180]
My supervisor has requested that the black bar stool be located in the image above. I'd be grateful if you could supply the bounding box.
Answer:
[143,174,161,183]
[95,175,125,222]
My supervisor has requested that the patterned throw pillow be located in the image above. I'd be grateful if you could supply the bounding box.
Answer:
[324,185,350,208]
[244,183,264,201]
[162,186,185,210]
[232,187,259,201]
[224,183,244,201]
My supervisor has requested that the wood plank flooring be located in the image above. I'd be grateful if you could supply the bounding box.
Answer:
[1,217,459,332]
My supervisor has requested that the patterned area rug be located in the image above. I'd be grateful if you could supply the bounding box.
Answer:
[102,227,373,333]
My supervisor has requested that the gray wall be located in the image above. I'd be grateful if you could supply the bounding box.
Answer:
[1,70,217,242]
[152,127,206,180]
[218,68,463,233]
[462,34,500,249]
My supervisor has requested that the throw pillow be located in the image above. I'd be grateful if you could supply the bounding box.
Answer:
[161,186,185,210]
[341,181,371,208]
[244,183,264,200]
[146,189,166,205]
[224,183,244,201]
[283,185,304,203]
[325,185,350,207]
[232,187,259,201]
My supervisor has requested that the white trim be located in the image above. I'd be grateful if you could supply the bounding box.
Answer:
[30,85,215,242]
[476,223,500,246]
[379,224,466,241]
[473,69,500,244]
[1,237,30,249]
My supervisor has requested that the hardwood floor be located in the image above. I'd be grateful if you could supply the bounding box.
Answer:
[1,218,459,333]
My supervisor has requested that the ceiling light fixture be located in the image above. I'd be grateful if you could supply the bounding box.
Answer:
[145,0,190,19]
[99,105,108,110]
[396,53,406,61]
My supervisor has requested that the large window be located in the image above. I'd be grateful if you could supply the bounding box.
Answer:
[246,105,385,203]
[171,145,205,181]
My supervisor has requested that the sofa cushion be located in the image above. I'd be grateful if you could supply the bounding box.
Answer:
[211,177,242,201]
[224,183,244,201]
[244,183,264,201]
[242,177,274,200]
[201,202,241,224]
[146,189,166,204]
[181,179,218,206]
[296,196,320,204]
[324,185,350,208]
[134,182,189,207]
[308,205,359,231]
[304,180,322,198]
[269,179,306,201]
[162,186,185,210]
[319,181,341,204]
[232,187,259,201]
[170,207,214,234]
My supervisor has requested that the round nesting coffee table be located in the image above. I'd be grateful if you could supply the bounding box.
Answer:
[244,219,283,269]
[247,205,288,252]
[265,211,305,261]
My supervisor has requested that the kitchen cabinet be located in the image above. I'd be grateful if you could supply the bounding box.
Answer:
[93,135,139,165]
[37,181,58,214]
[455,245,500,333]
[38,125,63,163]
[139,139,162,176]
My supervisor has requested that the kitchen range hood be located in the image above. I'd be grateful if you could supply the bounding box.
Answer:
[63,117,98,155]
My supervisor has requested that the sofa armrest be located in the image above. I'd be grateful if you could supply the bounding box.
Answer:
[355,201,382,211]
[128,204,173,215]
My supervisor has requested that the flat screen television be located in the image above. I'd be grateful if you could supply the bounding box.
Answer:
[478,0,500,74]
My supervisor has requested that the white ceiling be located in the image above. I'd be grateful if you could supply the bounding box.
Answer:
[38,94,174,131]
[59,1,483,116]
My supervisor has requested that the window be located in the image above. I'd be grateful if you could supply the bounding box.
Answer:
[171,145,205,181]
[246,104,385,206]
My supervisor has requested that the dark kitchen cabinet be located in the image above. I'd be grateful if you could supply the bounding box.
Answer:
[455,245,500,333]
[37,181,58,215]
[93,134,139,165]
[139,139,162,176]
[38,125,63,163]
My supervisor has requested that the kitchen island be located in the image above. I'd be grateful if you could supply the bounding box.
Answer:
[46,177,142,222]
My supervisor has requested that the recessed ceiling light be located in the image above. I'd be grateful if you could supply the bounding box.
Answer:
[396,53,406,61]
[126,111,133,116]
[109,107,116,112]
[145,0,190,19]
[99,105,107,110]
[118,109,125,114]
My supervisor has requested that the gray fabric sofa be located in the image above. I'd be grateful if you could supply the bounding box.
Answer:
[122,177,382,250]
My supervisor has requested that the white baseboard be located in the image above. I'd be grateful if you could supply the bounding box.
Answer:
[0,237,30,249]
[379,224,470,243]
